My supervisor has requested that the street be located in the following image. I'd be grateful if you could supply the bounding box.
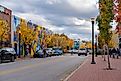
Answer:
[0,54,87,81]
[0,0,120,81]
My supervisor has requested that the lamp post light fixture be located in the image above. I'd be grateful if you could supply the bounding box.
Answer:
[91,18,96,64]
[18,30,21,58]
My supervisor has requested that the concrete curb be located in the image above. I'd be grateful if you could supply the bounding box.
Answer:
[16,57,32,61]
[63,56,89,81]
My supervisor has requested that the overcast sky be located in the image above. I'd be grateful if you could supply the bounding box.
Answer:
[0,0,99,41]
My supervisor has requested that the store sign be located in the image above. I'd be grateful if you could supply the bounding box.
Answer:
[0,6,4,12]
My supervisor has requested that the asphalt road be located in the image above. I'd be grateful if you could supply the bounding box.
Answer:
[0,54,87,81]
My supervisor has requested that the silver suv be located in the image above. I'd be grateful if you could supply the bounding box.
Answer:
[78,48,87,56]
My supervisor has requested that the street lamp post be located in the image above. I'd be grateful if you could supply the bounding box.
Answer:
[18,31,21,58]
[95,35,97,57]
[91,18,96,64]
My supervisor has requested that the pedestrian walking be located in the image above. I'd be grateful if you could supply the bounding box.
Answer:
[109,48,112,58]
[116,48,120,59]
[112,48,116,58]
[119,48,121,56]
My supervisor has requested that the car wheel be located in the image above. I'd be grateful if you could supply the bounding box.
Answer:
[11,56,15,62]
[78,54,80,56]
[85,54,87,56]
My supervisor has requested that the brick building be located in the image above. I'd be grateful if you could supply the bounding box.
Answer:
[0,5,12,47]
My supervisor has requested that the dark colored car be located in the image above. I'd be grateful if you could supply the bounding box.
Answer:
[45,48,53,57]
[70,49,79,54]
[87,48,92,54]
[0,48,16,63]
[52,47,63,56]
[97,49,103,55]
[33,50,45,58]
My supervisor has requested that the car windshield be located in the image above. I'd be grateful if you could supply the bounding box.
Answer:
[87,48,91,50]
[46,48,52,50]
[80,49,85,50]
[53,48,61,50]
[38,50,43,52]
[0,48,14,52]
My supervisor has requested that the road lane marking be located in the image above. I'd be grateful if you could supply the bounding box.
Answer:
[0,57,67,76]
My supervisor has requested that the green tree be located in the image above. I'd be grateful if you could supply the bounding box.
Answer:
[98,34,104,49]
[97,0,114,69]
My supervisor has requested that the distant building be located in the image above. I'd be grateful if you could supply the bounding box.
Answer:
[73,39,80,49]
[11,15,22,54]
[0,5,12,47]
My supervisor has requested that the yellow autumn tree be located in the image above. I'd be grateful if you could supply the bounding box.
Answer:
[45,35,53,47]
[44,33,72,52]
[86,42,92,49]
[108,40,115,48]
[80,43,86,48]
[68,39,74,49]
[49,33,71,52]
[17,19,37,45]
[0,19,9,48]
[16,19,37,57]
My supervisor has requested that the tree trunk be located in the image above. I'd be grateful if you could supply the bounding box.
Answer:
[24,43,26,57]
[103,45,106,61]
[106,44,111,70]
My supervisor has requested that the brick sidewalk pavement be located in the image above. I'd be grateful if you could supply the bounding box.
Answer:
[67,56,121,81]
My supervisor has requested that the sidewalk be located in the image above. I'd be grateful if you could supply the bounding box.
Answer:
[67,55,121,81]
[16,56,32,61]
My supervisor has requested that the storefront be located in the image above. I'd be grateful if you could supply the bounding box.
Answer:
[12,15,21,54]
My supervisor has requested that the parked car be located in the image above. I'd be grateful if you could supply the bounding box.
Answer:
[45,48,53,57]
[69,48,78,54]
[52,47,63,56]
[87,48,92,54]
[72,49,78,54]
[0,48,16,63]
[78,48,87,56]
[97,49,103,55]
[33,50,45,58]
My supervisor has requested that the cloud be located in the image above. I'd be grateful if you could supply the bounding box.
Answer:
[0,0,98,40]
